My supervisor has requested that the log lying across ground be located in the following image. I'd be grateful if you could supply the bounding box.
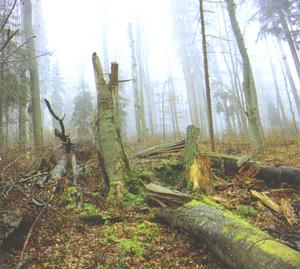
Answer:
[131,140,300,186]
[145,183,192,207]
[207,152,300,186]
[156,200,300,269]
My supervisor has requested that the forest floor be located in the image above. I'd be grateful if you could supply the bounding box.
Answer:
[1,138,300,269]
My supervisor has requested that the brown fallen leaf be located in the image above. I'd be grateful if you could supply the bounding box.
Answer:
[280,198,299,226]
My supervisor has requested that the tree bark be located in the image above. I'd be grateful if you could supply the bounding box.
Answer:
[277,39,300,118]
[226,0,264,154]
[92,53,130,187]
[278,11,300,82]
[184,125,200,181]
[156,203,300,269]
[22,0,44,148]
[128,23,145,140]
[0,98,3,152]
[18,99,27,150]
[199,0,215,151]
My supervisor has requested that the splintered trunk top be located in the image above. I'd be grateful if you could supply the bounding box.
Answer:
[92,53,130,185]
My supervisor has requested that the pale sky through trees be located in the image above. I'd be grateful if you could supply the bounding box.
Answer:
[40,0,300,136]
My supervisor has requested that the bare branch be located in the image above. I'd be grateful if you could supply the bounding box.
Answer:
[0,0,18,33]
[0,36,36,64]
[3,51,54,64]
[0,28,19,52]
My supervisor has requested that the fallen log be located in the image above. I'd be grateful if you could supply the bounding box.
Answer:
[131,139,300,186]
[145,183,192,207]
[156,201,300,269]
[207,152,300,186]
[130,139,185,159]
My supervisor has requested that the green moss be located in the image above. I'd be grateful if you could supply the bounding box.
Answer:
[233,231,248,242]
[117,238,145,257]
[62,186,78,204]
[257,240,300,265]
[138,170,155,183]
[185,196,222,209]
[155,159,183,186]
[185,199,204,207]
[222,227,230,234]
[80,213,104,224]
[236,205,258,219]
[200,195,222,208]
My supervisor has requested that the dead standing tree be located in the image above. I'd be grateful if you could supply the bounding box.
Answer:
[92,53,131,196]
[44,99,78,181]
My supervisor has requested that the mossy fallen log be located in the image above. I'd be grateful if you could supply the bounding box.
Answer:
[156,200,300,269]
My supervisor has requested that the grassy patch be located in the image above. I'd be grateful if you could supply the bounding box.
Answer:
[236,205,258,219]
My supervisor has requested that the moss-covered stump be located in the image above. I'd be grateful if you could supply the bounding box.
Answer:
[156,201,300,269]
[154,159,183,186]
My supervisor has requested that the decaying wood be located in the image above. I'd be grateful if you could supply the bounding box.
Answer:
[92,53,130,195]
[45,99,78,181]
[131,139,300,186]
[0,210,22,246]
[44,99,73,153]
[156,203,300,269]
[250,190,282,214]
[130,139,185,159]
[145,183,192,207]
[280,198,299,226]
[207,152,300,186]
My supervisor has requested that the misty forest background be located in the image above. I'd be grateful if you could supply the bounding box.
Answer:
[1,0,300,154]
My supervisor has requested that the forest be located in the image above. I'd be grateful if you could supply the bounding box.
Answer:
[1,0,300,268]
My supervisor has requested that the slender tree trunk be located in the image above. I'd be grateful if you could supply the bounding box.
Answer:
[162,87,166,141]
[226,0,264,154]
[169,76,180,136]
[277,39,300,118]
[5,107,9,149]
[277,51,299,134]
[128,23,144,140]
[136,24,147,137]
[199,0,215,151]
[0,99,3,152]
[278,11,300,82]
[22,0,44,148]
[266,39,287,125]
[19,100,27,150]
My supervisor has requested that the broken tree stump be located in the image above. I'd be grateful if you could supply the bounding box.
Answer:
[156,201,300,269]
[92,53,131,196]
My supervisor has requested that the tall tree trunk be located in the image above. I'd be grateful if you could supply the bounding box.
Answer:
[277,50,299,134]
[199,0,215,151]
[0,99,3,152]
[278,11,300,82]
[225,0,264,154]
[92,53,130,187]
[19,99,27,150]
[169,76,180,136]
[135,24,147,137]
[219,7,248,137]
[277,39,300,118]
[22,0,44,148]
[128,23,145,140]
[266,39,287,125]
